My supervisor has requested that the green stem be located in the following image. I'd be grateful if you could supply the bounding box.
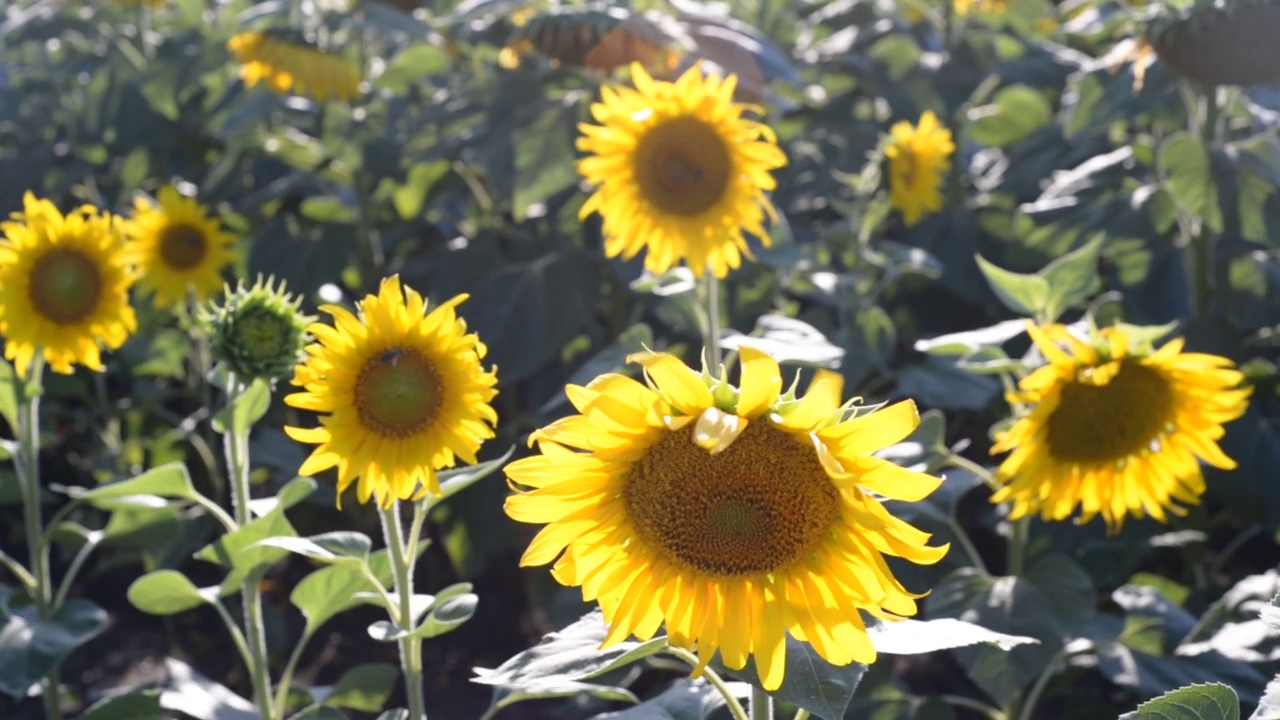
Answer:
[15,358,60,720]
[406,500,427,567]
[945,453,1001,492]
[938,694,1008,720]
[750,686,773,720]
[273,629,314,717]
[665,646,748,720]
[1007,516,1030,578]
[699,272,723,369]
[945,516,989,576]
[793,710,811,720]
[52,538,99,610]
[223,375,276,720]
[1014,650,1063,720]
[0,547,36,591]
[381,503,427,720]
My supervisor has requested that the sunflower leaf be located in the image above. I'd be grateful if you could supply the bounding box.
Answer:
[717,635,867,720]
[867,617,1039,655]
[974,253,1050,318]
[212,378,272,435]
[0,357,17,430]
[589,678,749,720]
[436,447,514,504]
[76,462,198,505]
[1117,682,1239,720]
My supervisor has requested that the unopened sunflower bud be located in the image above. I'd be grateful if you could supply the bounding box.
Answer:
[203,276,312,383]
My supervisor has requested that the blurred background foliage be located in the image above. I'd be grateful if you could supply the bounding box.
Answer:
[3,0,1280,716]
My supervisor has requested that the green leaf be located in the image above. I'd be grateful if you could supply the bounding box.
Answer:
[369,591,478,642]
[392,161,450,220]
[289,707,349,720]
[1039,235,1105,322]
[212,379,272,435]
[928,555,1095,706]
[717,635,867,719]
[914,319,1029,356]
[437,449,514,504]
[0,598,107,698]
[299,197,357,224]
[512,102,579,220]
[474,610,661,715]
[81,690,165,720]
[322,663,398,712]
[595,678,745,719]
[1160,133,1223,231]
[254,532,372,568]
[867,617,1038,655]
[974,254,1050,317]
[194,477,316,592]
[969,85,1053,148]
[78,462,197,505]
[720,315,846,368]
[161,656,258,720]
[1118,682,1240,720]
[128,570,214,616]
[290,542,408,635]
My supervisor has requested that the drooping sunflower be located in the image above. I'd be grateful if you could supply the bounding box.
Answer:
[505,348,949,690]
[0,193,137,378]
[285,276,498,508]
[576,63,787,279]
[991,323,1252,531]
[124,186,236,310]
[884,110,954,227]
[227,31,360,103]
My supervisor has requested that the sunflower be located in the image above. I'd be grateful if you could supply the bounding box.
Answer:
[0,193,137,378]
[285,276,498,508]
[954,0,1010,15]
[884,110,954,227]
[505,348,948,690]
[991,323,1252,531]
[576,63,787,279]
[124,186,236,310]
[227,31,360,103]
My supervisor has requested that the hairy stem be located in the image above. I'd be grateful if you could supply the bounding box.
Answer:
[382,503,427,720]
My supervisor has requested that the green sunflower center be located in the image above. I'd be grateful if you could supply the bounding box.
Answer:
[159,223,208,270]
[623,420,840,576]
[354,347,442,438]
[1046,360,1175,464]
[634,116,732,217]
[28,248,103,324]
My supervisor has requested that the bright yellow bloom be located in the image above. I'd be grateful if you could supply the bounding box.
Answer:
[576,63,787,279]
[885,110,954,227]
[285,276,498,508]
[992,324,1252,531]
[227,31,360,103]
[506,348,948,690]
[124,186,236,310]
[0,194,136,378]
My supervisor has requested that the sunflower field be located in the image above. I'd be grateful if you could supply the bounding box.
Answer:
[3,0,1280,718]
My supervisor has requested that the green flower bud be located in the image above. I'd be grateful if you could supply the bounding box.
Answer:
[203,276,313,383]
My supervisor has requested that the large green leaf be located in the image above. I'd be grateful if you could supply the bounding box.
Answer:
[81,690,165,720]
[969,85,1053,148]
[211,378,272,435]
[1039,234,1104,322]
[1118,683,1239,720]
[1160,133,1223,232]
[321,663,398,712]
[591,678,746,720]
[867,617,1038,655]
[194,477,316,592]
[128,570,215,616]
[716,635,867,720]
[437,448,514,504]
[974,253,1050,317]
[78,462,197,505]
[0,598,107,699]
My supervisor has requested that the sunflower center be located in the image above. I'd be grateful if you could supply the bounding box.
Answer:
[236,310,290,360]
[353,347,442,438]
[28,248,102,324]
[1045,360,1175,463]
[623,420,840,577]
[159,223,208,270]
[634,116,732,217]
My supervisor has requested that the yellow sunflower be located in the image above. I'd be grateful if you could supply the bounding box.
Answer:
[884,110,954,227]
[0,193,137,378]
[285,276,498,508]
[505,348,949,690]
[124,186,236,310]
[954,0,1010,15]
[576,63,787,279]
[992,323,1252,531]
[227,31,360,103]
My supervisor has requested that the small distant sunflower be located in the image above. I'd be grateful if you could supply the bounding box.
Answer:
[992,323,1252,531]
[124,186,236,310]
[884,110,954,227]
[227,31,360,103]
[0,193,137,377]
[577,63,787,279]
[285,276,498,508]
[506,348,948,690]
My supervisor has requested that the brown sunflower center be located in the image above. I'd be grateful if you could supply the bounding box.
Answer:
[623,420,840,576]
[354,347,442,438]
[159,223,208,270]
[633,116,732,217]
[1045,360,1175,463]
[28,248,102,324]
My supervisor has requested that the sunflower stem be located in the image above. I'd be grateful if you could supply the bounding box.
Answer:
[381,502,427,720]
[223,374,277,720]
[700,272,723,370]
[14,358,61,720]
[665,647,748,720]
[1006,516,1030,577]
[750,686,773,720]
